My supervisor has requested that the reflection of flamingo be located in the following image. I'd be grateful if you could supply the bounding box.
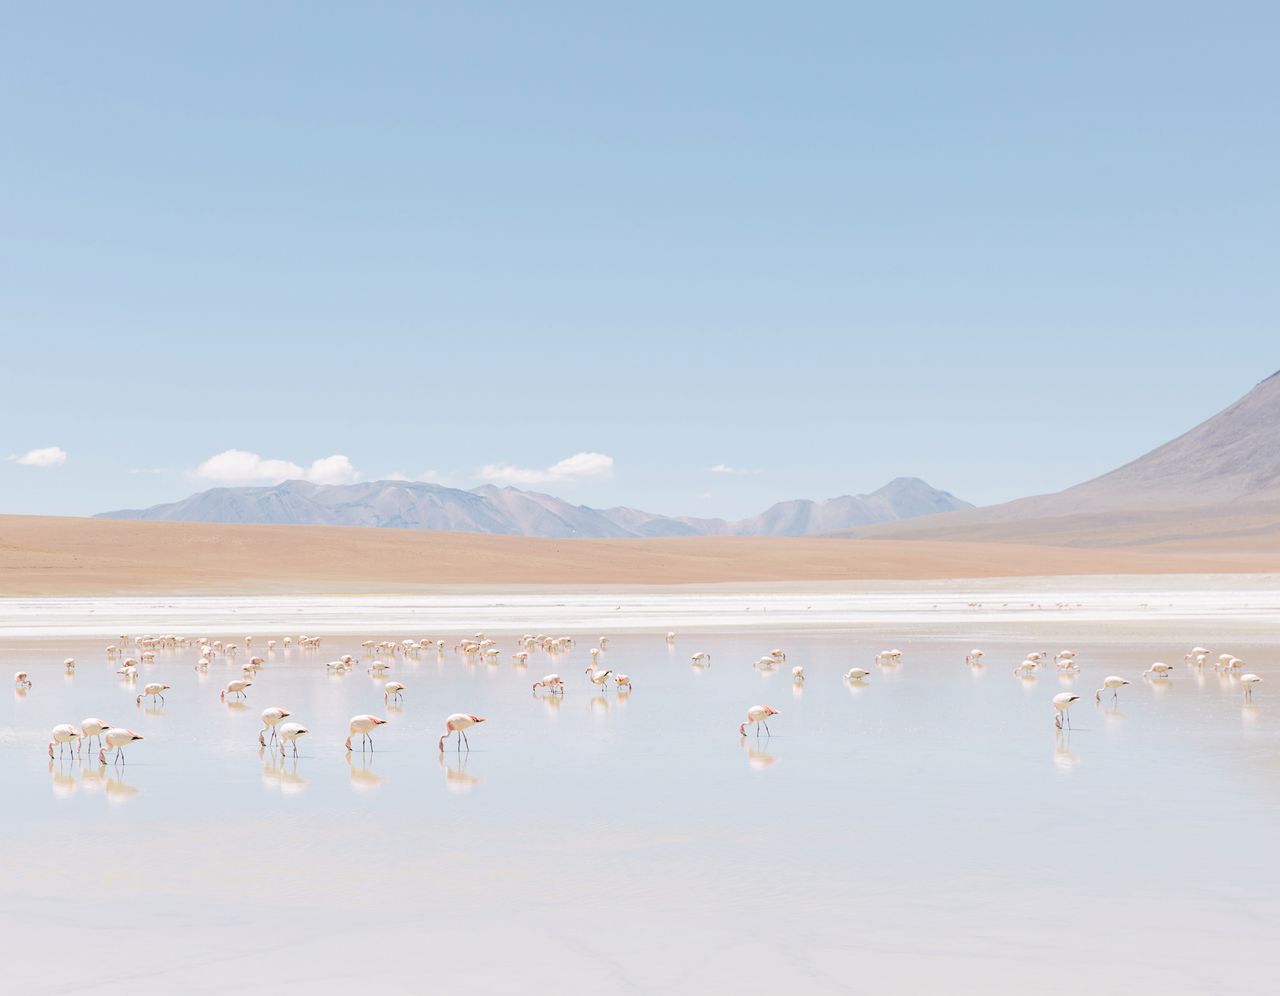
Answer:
[438,713,485,752]
[439,751,481,792]
[739,705,779,737]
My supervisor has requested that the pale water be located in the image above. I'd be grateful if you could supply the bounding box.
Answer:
[2,585,1278,994]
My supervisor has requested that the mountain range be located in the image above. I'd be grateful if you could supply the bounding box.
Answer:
[96,476,972,539]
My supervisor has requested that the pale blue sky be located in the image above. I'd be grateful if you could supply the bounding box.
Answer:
[2,2,1276,518]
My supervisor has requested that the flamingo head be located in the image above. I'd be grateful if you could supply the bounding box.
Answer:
[738,723,748,736]
[98,748,106,764]
[344,736,353,751]
[47,742,54,757]
[765,707,780,717]
[135,694,143,705]
[373,717,387,726]
[469,715,486,724]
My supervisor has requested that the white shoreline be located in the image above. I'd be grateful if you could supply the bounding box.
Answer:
[3,573,1279,639]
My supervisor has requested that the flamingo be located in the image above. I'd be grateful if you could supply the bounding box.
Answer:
[1013,659,1037,676]
[586,665,612,690]
[532,674,564,694]
[1143,662,1174,679]
[739,705,779,737]
[791,666,805,682]
[14,671,31,689]
[1054,650,1077,665]
[965,649,985,666]
[277,722,309,756]
[844,667,871,681]
[691,652,711,666]
[384,681,406,705]
[259,707,291,745]
[346,714,387,752]
[614,673,632,690]
[1241,674,1263,701]
[49,724,82,758]
[99,727,144,764]
[1053,693,1080,729]
[80,718,112,751]
[1094,676,1130,704]
[438,713,485,752]
[221,679,252,701]
[137,683,170,705]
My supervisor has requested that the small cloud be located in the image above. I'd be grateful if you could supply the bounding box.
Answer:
[707,463,762,476]
[305,454,359,486]
[480,451,614,486]
[194,449,360,486]
[12,446,67,468]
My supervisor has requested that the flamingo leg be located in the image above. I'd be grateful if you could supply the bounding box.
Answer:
[462,730,470,751]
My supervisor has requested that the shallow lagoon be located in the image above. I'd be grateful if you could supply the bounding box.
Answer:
[3,583,1278,994]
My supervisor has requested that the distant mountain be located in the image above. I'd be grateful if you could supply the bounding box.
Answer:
[858,370,1280,546]
[97,476,972,538]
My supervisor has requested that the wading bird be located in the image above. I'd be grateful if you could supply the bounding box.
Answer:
[1094,676,1130,704]
[49,724,81,758]
[100,727,144,764]
[438,713,485,752]
[259,707,291,744]
[346,714,387,752]
[739,704,779,737]
[137,683,171,706]
[1053,693,1080,729]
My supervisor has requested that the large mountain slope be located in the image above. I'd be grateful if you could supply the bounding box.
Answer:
[97,477,972,539]
[860,371,1280,546]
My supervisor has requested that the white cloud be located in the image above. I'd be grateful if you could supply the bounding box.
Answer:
[194,449,360,486]
[480,451,615,486]
[304,454,359,485]
[708,463,761,476]
[13,446,67,468]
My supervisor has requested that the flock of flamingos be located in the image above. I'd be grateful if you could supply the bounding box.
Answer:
[18,632,1265,765]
